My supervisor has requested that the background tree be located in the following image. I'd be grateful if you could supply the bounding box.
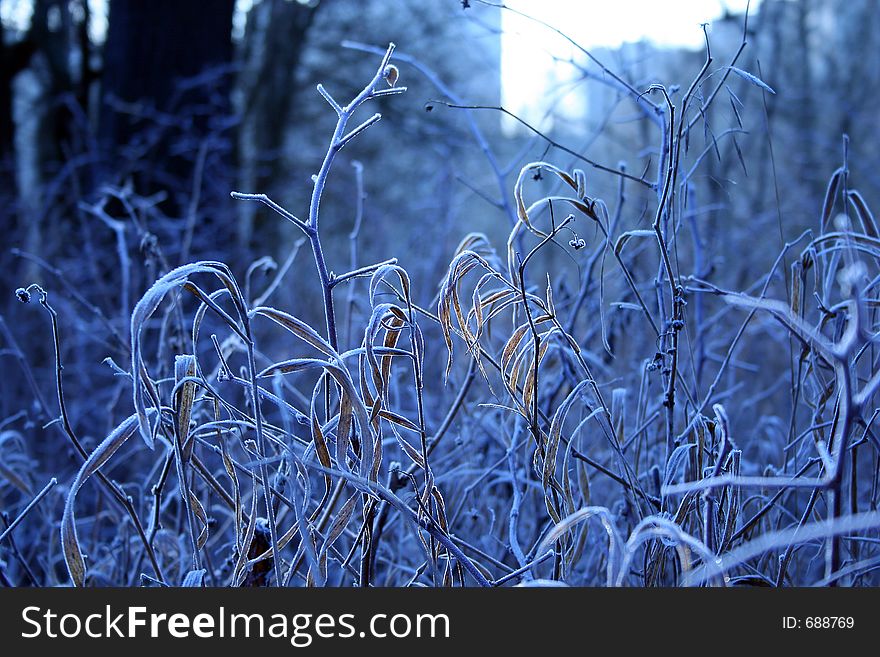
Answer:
[236,0,323,247]
[100,0,236,210]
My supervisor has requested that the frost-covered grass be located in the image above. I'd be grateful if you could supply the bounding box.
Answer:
[3,12,880,588]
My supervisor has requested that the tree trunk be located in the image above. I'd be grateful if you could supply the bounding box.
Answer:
[100,0,235,214]
[101,0,235,142]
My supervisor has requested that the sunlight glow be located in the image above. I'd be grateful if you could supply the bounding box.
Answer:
[500,0,760,133]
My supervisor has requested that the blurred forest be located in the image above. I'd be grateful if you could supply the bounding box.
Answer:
[2,0,880,588]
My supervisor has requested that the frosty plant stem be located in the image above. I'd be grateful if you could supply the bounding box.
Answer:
[232,42,406,352]
[15,284,165,584]
[232,44,405,584]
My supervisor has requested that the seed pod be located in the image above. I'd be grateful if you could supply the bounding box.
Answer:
[383,64,399,87]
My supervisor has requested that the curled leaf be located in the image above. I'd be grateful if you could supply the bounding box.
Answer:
[61,412,145,587]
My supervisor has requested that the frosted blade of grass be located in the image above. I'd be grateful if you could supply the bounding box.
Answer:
[728,66,776,94]
[684,511,880,586]
[535,506,621,586]
[61,413,144,587]
[0,477,57,544]
[131,262,246,448]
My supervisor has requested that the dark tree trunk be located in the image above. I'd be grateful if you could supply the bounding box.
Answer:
[237,0,322,246]
[100,0,236,216]
[101,0,235,143]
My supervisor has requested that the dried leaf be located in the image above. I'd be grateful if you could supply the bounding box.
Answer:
[61,413,143,586]
[821,167,844,228]
[174,354,198,460]
[848,189,878,238]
